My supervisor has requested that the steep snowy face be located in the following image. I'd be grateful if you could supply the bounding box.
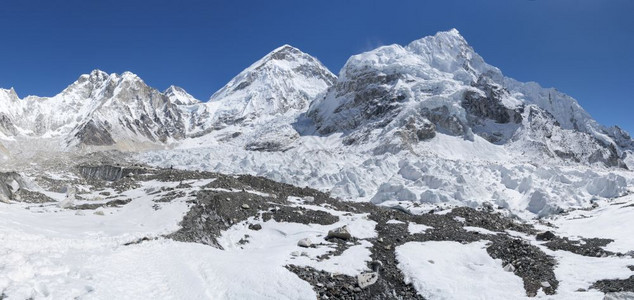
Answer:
[308,29,630,167]
[405,28,499,84]
[162,85,215,137]
[307,40,474,137]
[0,71,114,137]
[0,88,21,137]
[0,70,190,148]
[66,71,188,147]
[207,45,336,126]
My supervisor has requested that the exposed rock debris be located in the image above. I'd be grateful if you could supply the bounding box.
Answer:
[591,276,634,294]
[542,236,617,257]
[262,206,339,225]
[487,238,559,296]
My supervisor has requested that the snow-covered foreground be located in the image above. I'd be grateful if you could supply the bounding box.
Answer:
[0,180,192,299]
[397,241,528,299]
[0,176,380,299]
[2,167,634,299]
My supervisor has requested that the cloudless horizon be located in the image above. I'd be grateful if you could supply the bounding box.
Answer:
[1,0,632,133]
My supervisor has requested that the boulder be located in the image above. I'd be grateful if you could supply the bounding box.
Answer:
[536,231,556,241]
[248,223,262,231]
[297,238,312,248]
[326,226,352,240]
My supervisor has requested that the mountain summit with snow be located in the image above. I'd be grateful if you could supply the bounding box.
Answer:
[206,44,336,126]
[308,29,629,168]
[0,70,190,148]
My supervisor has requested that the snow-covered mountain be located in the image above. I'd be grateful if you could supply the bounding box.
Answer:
[192,44,337,151]
[164,85,201,106]
[206,44,336,126]
[307,29,628,168]
[0,45,336,152]
[0,29,633,218]
[0,70,191,149]
[137,30,633,218]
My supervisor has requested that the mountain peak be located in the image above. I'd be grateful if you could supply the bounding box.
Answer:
[77,70,143,85]
[438,28,463,39]
[403,29,495,82]
[250,44,314,69]
[0,87,19,100]
[164,85,183,94]
[121,71,140,79]
[90,69,108,76]
[164,85,200,105]
[265,44,305,61]
[72,69,112,89]
[407,28,470,53]
[207,45,336,123]
[88,69,110,81]
[271,44,299,53]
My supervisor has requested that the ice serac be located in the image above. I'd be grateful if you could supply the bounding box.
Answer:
[207,44,337,126]
[308,29,631,167]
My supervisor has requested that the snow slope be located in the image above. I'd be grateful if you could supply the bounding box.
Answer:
[206,44,336,125]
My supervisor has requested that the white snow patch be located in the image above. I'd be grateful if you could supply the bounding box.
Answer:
[407,223,432,234]
[386,219,405,224]
[463,226,497,235]
[396,241,528,299]
[552,194,634,253]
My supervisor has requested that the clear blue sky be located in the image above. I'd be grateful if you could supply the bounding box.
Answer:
[0,0,632,133]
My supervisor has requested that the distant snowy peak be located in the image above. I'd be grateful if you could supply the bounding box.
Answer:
[207,44,336,125]
[0,69,193,148]
[0,87,20,101]
[308,29,631,167]
[164,85,201,105]
[62,69,137,100]
[65,70,189,147]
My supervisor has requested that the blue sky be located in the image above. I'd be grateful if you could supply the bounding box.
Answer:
[0,0,632,133]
